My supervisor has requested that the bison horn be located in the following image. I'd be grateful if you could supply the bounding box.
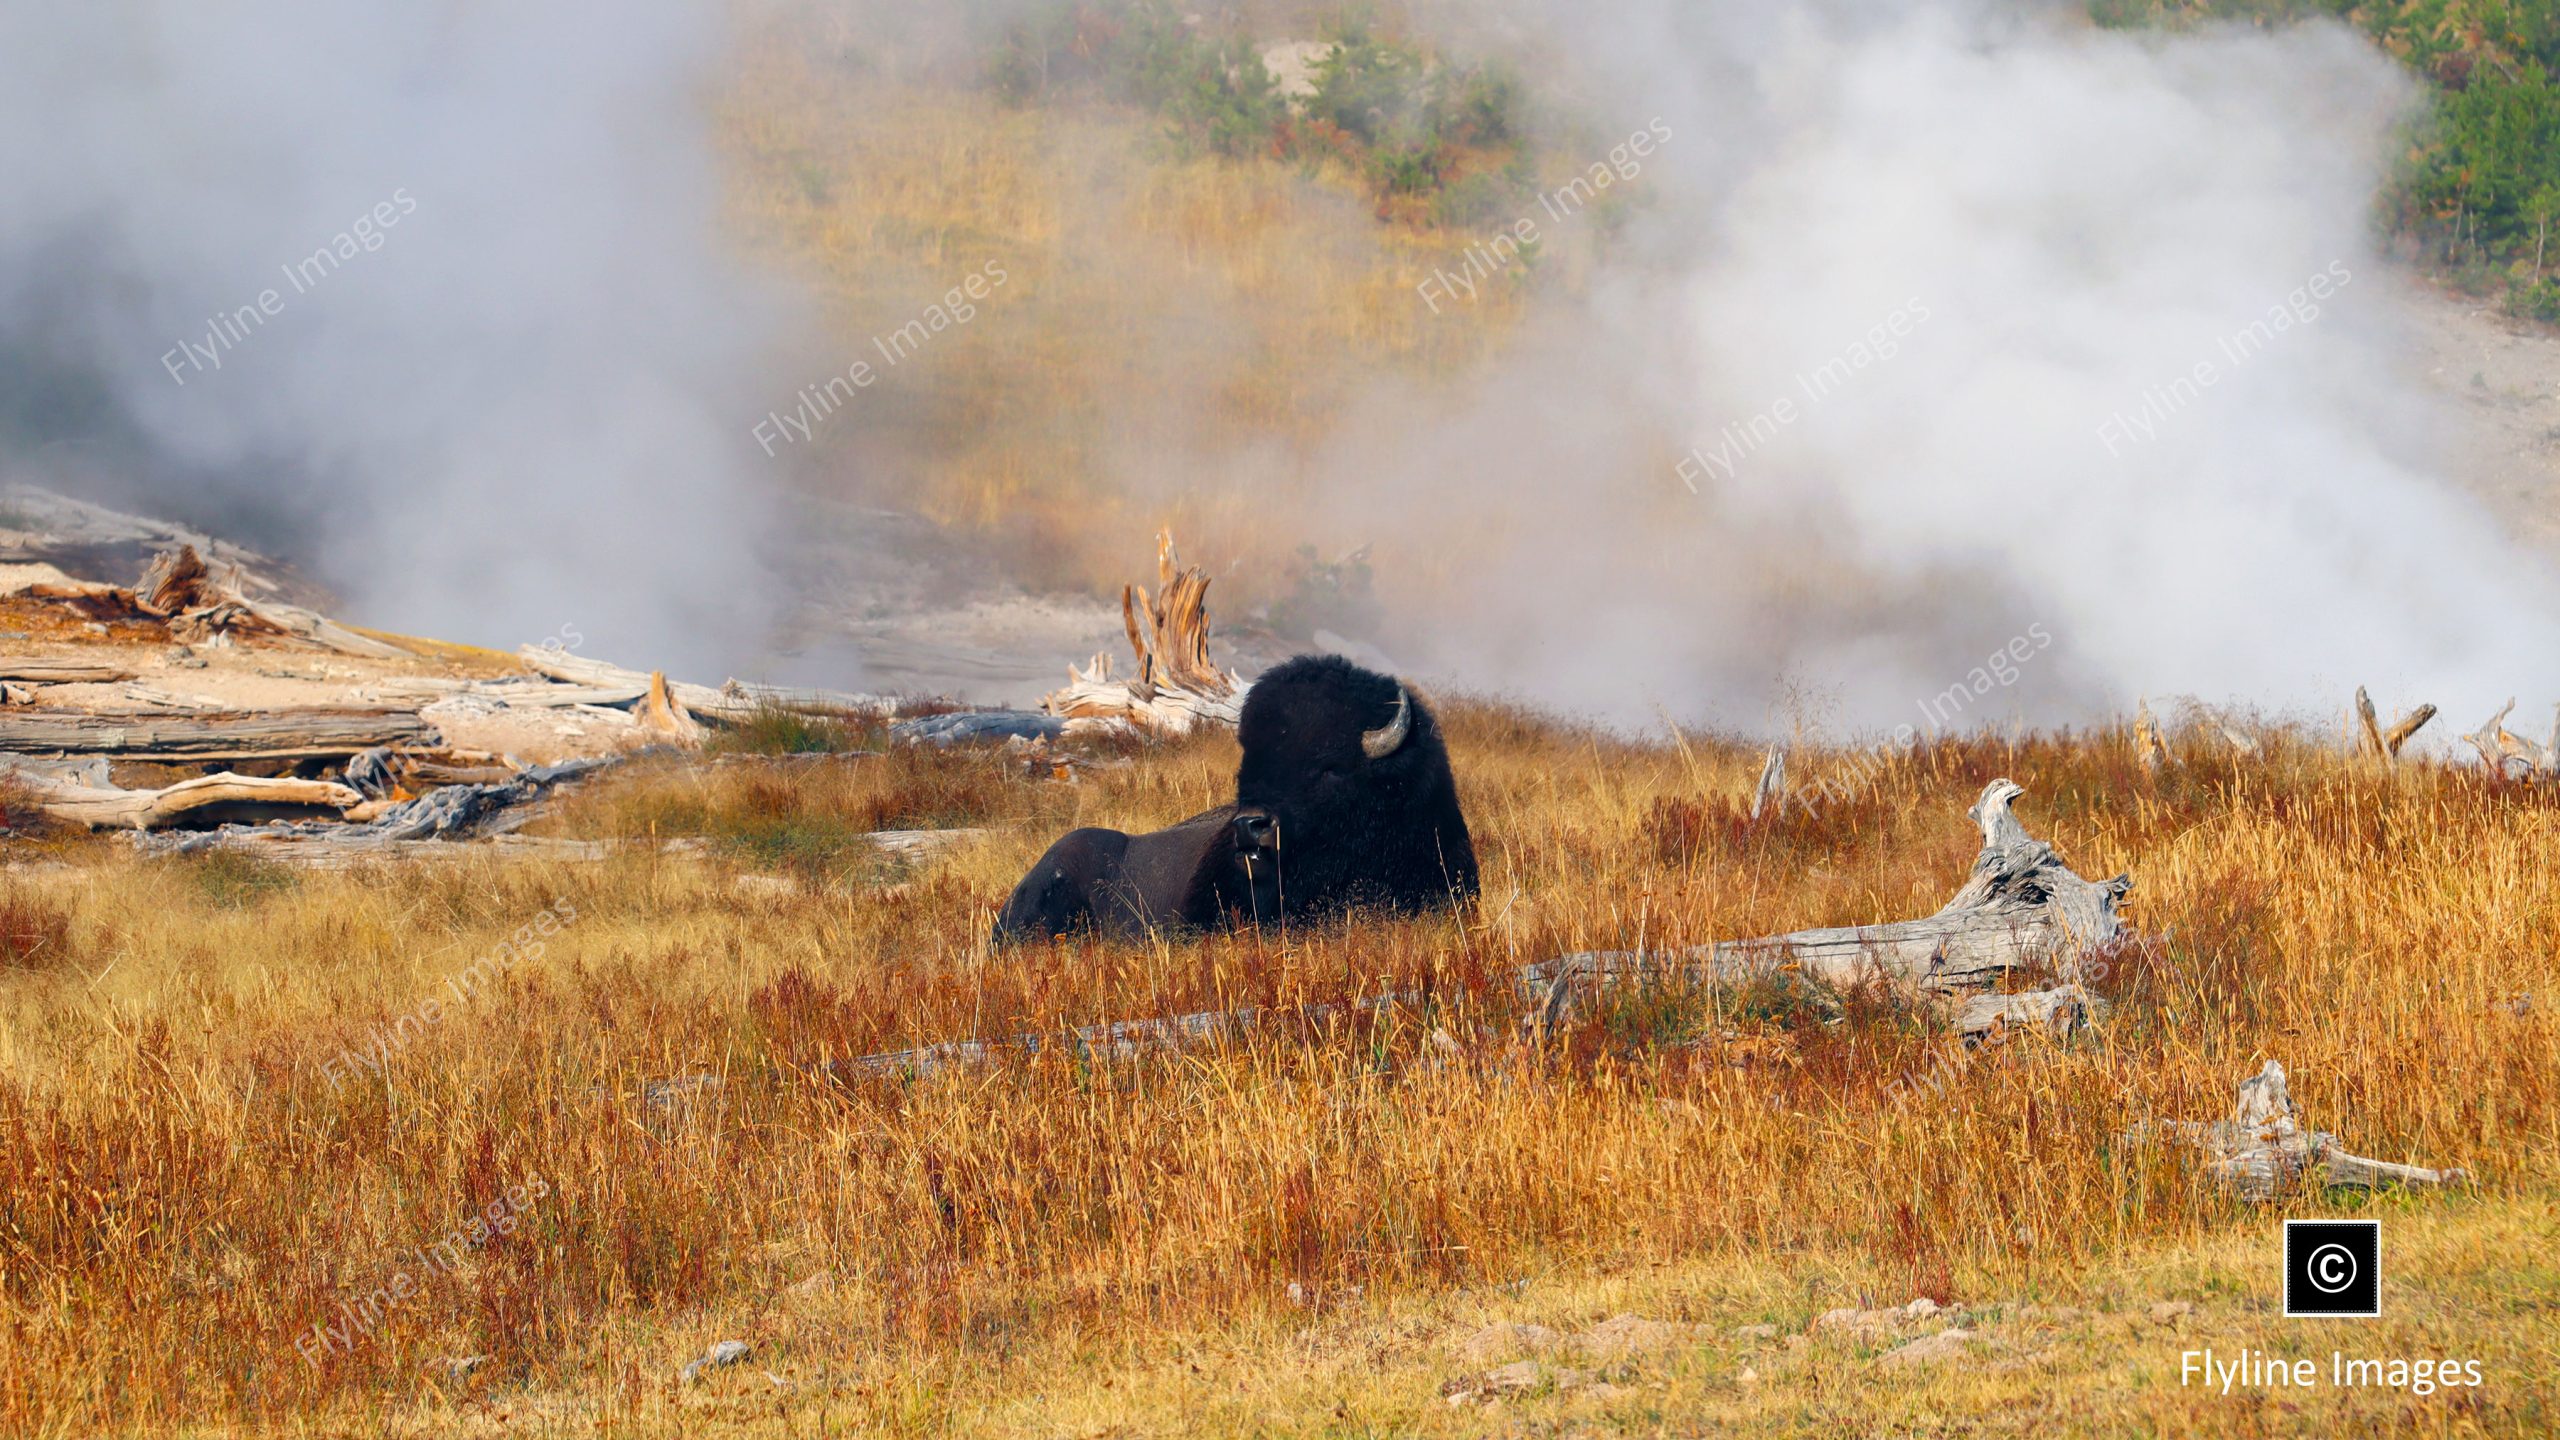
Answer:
[1361,684,1411,759]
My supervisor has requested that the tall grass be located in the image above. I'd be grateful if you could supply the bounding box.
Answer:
[0,708,2552,1432]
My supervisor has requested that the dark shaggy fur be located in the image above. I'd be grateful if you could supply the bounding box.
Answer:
[1230,654,1477,918]
[992,654,1477,942]
[989,804,1282,943]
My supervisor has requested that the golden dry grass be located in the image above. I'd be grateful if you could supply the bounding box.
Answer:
[713,29,1539,599]
[1,710,2554,1436]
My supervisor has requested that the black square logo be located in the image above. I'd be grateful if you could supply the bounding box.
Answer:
[2284,1219,2379,1317]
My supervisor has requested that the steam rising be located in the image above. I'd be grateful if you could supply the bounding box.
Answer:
[1343,1,2559,733]
[2,0,2551,733]
[0,3,784,672]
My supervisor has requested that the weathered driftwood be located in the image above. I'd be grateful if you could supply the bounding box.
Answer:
[0,753,109,785]
[2462,698,2556,780]
[204,596,405,660]
[2354,686,2436,761]
[636,670,706,745]
[0,658,133,684]
[1043,531,1247,735]
[1948,983,2105,1038]
[1527,779,2130,1030]
[342,746,521,798]
[140,831,627,869]
[136,754,622,857]
[141,823,976,869]
[514,649,900,722]
[1749,748,1786,820]
[2138,1061,2466,1201]
[2,769,361,830]
[34,543,405,659]
[0,707,431,759]
[2134,698,2174,772]
[891,711,1064,746]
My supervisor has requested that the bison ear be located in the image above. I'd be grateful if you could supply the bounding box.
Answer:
[1361,684,1410,759]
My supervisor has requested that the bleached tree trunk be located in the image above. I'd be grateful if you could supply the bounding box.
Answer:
[1043,530,1247,734]
[0,707,431,759]
[1,769,361,829]
[1527,779,2131,1032]
[2137,1061,2465,1201]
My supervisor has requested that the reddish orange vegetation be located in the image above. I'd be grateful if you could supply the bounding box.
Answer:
[0,710,2552,1435]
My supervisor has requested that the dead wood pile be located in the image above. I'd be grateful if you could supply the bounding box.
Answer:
[2134,1060,2465,1201]
[1527,778,2127,1036]
[28,543,405,658]
[1042,531,1247,734]
[134,754,626,858]
[512,649,906,724]
[2461,698,2560,779]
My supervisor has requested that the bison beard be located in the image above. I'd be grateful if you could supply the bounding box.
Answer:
[993,655,1478,942]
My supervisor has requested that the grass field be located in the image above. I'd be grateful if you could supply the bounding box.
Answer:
[713,21,1551,604]
[1,707,2554,1436]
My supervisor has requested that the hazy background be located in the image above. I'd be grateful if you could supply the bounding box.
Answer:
[4,0,2552,733]
[0,1,790,675]
[1303,0,2559,733]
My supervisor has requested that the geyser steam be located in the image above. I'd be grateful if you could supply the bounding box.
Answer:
[0,2,784,672]
[1340,1,2559,734]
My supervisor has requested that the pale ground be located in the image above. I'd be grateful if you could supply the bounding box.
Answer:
[2401,281,2560,546]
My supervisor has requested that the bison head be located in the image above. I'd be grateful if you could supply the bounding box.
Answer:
[1231,653,1477,917]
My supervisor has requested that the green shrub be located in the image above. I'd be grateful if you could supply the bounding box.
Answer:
[1308,22,1429,147]
[709,705,877,757]
[183,851,300,909]
[978,3,1536,221]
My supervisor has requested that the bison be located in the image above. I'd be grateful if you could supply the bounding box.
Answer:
[992,654,1477,942]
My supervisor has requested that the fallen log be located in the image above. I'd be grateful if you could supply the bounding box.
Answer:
[204,595,407,659]
[2,769,361,830]
[0,659,134,684]
[2135,1060,2465,1201]
[1527,779,2130,1022]
[0,707,430,760]
[0,484,324,608]
[0,753,109,786]
[136,753,622,856]
[514,649,900,722]
[1042,530,1247,735]
[891,710,1064,746]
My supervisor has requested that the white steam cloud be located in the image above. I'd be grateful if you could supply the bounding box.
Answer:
[2,1,2548,734]
[0,2,786,672]
[1345,1,2559,734]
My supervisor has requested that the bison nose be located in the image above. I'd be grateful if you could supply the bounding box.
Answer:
[1234,810,1277,851]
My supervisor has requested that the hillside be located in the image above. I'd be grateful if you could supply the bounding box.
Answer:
[708,4,2560,717]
